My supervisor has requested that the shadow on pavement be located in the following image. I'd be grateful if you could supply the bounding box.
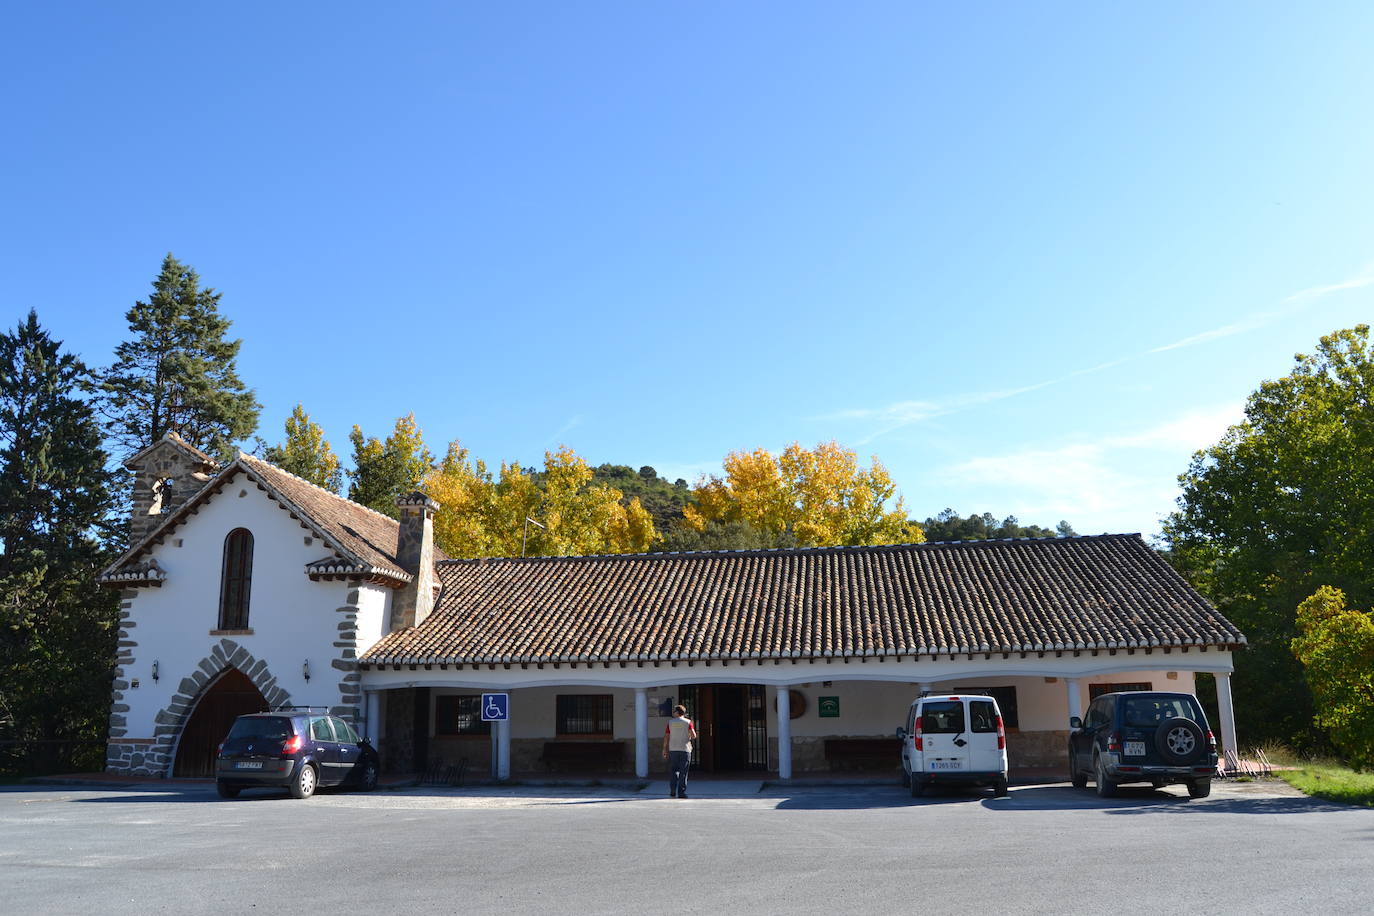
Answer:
[984,784,1351,815]
[63,786,371,803]
[771,786,990,810]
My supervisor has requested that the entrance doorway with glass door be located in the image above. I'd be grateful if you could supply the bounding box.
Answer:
[678,685,768,772]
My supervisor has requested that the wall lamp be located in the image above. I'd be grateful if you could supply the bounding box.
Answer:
[151,660,159,683]
[303,659,311,683]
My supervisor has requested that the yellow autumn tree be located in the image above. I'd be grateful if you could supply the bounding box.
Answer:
[682,441,920,547]
[425,442,658,558]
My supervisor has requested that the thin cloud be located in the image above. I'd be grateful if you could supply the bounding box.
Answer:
[1150,260,1374,355]
[547,414,583,444]
[1148,313,1276,354]
[826,260,1371,443]
[1283,261,1374,304]
[934,404,1242,534]
[814,382,1056,445]
[651,460,721,486]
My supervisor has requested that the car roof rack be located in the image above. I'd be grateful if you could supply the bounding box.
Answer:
[271,705,331,714]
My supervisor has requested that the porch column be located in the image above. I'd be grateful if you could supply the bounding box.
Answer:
[365,690,383,744]
[495,718,511,781]
[1065,678,1082,724]
[1215,672,1239,766]
[918,682,933,695]
[777,686,792,780]
[634,688,648,778]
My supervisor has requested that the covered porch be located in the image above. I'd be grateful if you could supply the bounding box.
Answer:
[354,648,1240,781]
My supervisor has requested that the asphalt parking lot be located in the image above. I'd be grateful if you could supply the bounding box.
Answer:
[3,778,1370,915]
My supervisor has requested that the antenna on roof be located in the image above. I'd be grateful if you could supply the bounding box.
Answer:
[521,516,546,558]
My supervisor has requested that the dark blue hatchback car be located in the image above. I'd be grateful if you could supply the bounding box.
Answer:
[215,708,380,799]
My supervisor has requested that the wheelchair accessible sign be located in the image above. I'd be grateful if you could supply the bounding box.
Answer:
[481,693,510,721]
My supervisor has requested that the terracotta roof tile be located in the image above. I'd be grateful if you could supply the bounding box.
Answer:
[102,453,447,587]
[360,534,1244,666]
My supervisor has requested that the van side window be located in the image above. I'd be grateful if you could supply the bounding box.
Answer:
[969,700,997,732]
[921,701,965,734]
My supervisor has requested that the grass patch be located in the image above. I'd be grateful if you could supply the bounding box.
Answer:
[1275,763,1374,807]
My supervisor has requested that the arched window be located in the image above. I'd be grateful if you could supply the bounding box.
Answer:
[219,528,254,630]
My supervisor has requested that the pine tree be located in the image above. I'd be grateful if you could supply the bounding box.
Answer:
[0,311,122,774]
[99,253,260,462]
[263,404,342,492]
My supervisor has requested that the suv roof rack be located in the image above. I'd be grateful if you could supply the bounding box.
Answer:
[271,705,331,713]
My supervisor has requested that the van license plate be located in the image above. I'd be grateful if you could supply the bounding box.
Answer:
[1124,741,1146,757]
[930,761,962,770]
[236,761,263,770]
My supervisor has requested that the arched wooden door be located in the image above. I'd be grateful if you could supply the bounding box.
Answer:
[172,668,268,777]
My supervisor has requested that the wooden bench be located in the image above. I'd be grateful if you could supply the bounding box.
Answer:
[823,738,901,771]
[540,741,626,772]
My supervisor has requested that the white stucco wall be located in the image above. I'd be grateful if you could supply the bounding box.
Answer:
[353,584,393,657]
[119,481,361,738]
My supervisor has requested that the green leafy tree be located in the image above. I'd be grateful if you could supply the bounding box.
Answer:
[1292,586,1374,769]
[920,509,1069,543]
[657,518,794,552]
[347,414,435,518]
[0,311,121,774]
[99,254,260,462]
[1164,325,1374,748]
[591,464,691,533]
[263,404,342,493]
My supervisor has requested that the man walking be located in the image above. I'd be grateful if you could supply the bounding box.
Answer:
[661,704,698,799]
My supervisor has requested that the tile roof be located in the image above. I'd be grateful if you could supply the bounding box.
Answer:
[237,455,418,583]
[123,430,219,470]
[100,453,440,587]
[360,534,1244,667]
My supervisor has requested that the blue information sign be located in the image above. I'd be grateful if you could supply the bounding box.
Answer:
[481,693,509,721]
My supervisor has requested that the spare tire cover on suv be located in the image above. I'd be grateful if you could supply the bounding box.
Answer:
[1155,717,1205,764]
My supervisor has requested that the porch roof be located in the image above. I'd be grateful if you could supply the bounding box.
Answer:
[359,534,1244,668]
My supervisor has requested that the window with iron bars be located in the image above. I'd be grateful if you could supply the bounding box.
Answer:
[435,695,491,736]
[556,694,614,736]
[1089,682,1152,700]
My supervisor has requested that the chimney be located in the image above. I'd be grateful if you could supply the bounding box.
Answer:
[125,433,220,544]
[391,491,439,629]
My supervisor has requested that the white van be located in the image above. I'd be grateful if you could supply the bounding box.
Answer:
[897,694,1009,798]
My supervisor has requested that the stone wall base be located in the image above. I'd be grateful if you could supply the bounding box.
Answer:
[106,739,170,777]
[1008,729,1068,767]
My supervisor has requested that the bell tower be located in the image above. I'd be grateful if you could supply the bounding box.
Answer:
[124,433,220,543]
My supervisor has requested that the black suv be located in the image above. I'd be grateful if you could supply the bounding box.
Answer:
[1069,691,1217,799]
[215,708,380,799]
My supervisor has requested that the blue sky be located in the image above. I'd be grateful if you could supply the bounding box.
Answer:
[4,2,1372,537]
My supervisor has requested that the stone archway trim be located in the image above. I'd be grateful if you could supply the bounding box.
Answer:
[117,639,290,778]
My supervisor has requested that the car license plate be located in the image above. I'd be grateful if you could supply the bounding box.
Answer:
[930,761,962,770]
[1124,741,1146,757]
[236,761,263,770]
